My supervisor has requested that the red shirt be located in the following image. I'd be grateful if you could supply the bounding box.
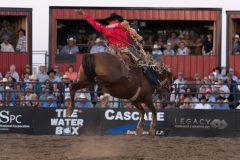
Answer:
[85,15,130,48]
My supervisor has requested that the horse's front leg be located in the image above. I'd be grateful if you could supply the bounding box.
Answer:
[66,81,90,117]
[133,102,145,135]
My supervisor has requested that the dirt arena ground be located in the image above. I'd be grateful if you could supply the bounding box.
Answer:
[0,134,240,160]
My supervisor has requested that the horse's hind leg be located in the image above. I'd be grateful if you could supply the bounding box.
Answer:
[133,102,145,135]
[145,99,157,136]
[66,81,90,117]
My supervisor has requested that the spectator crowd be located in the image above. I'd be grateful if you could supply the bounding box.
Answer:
[0,20,26,53]
[1,63,240,110]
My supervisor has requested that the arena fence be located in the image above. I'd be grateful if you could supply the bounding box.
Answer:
[0,107,240,137]
[1,81,240,109]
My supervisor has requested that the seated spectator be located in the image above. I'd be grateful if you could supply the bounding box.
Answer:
[30,93,39,107]
[193,32,203,54]
[228,68,238,82]
[163,43,175,55]
[36,64,49,83]
[64,96,71,108]
[194,96,212,109]
[151,44,162,62]
[24,86,34,107]
[205,88,216,106]
[0,20,13,41]
[90,38,106,54]
[179,97,192,109]
[9,64,19,82]
[232,34,240,55]
[155,36,165,52]
[22,64,31,78]
[122,99,134,109]
[0,36,14,52]
[212,95,229,110]
[4,86,15,107]
[39,86,50,107]
[47,69,61,82]
[52,83,61,106]
[18,94,27,107]
[182,31,194,47]
[167,31,180,49]
[23,72,30,83]
[218,77,230,98]
[176,41,190,55]
[75,93,93,108]
[65,65,78,81]
[208,73,216,84]
[192,73,202,92]
[60,37,79,54]
[173,71,185,90]
[153,98,163,110]
[16,28,26,52]
[202,33,213,55]
[29,75,41,94]
[53,65,63,78]
[211,82,221,98]
[47,95,58,108]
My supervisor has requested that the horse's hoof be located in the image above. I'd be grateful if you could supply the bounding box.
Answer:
[148,128,156,136]
[135,127,143,136]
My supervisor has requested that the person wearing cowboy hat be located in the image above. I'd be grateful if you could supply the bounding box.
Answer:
[163,43,175,55]
[76,10,130,48]
[151,44,163,62]
[233,34,240,55]
[37,64,49,82]
[60,36,79,54]
[212,95,229,110]
[47,69,60,82]
[90,37,107,54]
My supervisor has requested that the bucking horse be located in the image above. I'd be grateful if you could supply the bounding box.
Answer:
[67,52,173,135]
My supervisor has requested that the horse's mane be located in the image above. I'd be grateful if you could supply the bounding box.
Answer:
[82,54,97,82]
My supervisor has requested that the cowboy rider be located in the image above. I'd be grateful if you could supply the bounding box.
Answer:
[76,10,161,88]
[76,10,142,62]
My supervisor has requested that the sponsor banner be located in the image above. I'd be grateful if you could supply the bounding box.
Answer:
[0,108,34,134]
[1,108,240,137]
[34,108,100,135]
[164,109,240,136]
[100,109,166,136]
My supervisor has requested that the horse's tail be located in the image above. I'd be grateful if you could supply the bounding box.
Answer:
[82,54,97,82]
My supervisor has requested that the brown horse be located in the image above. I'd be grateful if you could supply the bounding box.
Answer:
[67,53,173,135]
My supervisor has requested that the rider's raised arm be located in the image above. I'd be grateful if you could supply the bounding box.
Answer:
[85,15,106,33]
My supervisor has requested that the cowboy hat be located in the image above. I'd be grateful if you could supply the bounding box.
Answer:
[0,78,8,82]
[29,75,38,80]
[105,13,124,22]
[153,44,159,49]
[95,38,102,43]
[62,75,69,79]
[67,37,76,42]
[77,93,87,99]
[47,69,56,75]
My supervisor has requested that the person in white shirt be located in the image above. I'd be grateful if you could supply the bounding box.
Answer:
[176,41,190,55]
[194,96,212,109]
[9,64,19,82]
[90,38,106,54]
[0,36,14,52]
